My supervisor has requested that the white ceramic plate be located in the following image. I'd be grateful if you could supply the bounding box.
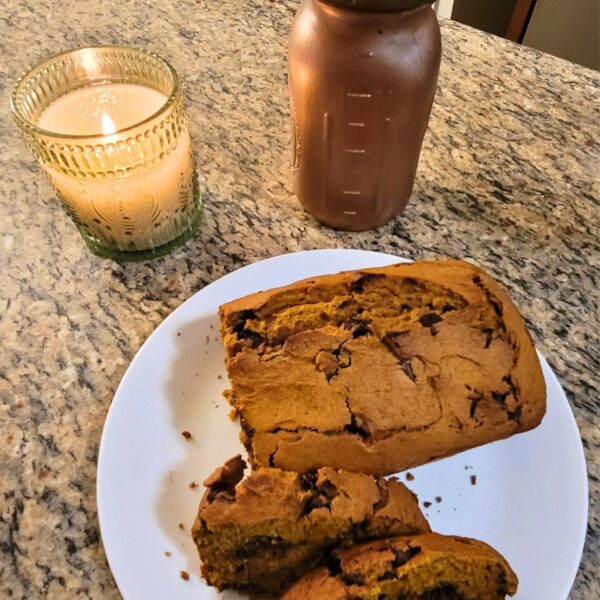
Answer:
[97,249,588,600]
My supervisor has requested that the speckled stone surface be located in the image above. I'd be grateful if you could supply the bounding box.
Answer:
[0,0,598,598]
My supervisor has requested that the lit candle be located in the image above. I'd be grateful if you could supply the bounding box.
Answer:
[38,83,196,251]
[11,47,201,260]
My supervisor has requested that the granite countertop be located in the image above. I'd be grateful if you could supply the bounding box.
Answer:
[0,0,598,597]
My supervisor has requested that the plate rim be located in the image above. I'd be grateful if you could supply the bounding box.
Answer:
[97,248,589,600]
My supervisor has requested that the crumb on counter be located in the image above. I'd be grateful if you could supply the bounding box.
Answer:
[164,551,172,557]
[181,431,192,440]
[470,475,477,486]
[423,501,432,508]
[217,374,223,380]
[405,472,414,481]
[178,522,185,530]
[435,496,442,503]
[189,481,199,489]
[180,570,190,581]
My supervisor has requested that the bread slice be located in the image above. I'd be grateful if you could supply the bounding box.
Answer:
[282,533,518,599]
[192,455,430,596]
[219,259,546,475]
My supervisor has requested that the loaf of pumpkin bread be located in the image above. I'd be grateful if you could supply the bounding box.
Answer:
[219,259,546,475]
[282,532,518,599]
[192,455,429,596]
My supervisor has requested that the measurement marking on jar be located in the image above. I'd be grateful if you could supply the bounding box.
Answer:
[347,93,372,98]
[348,122,365,127]
[342,190,361,196]
[323,112,332,208]
[345,148,366,154]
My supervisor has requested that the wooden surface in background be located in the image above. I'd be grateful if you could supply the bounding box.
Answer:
[506,0,537,41]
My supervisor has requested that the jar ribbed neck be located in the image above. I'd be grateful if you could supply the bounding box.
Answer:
[320,0,435,11]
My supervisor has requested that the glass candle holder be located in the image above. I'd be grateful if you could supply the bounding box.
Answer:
[10,46,202,261]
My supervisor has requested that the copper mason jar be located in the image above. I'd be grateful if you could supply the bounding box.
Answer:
[289,0,441,231]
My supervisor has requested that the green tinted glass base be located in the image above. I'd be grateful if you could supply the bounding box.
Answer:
[80,190,203,262]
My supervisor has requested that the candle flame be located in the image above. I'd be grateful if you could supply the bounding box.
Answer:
[101,113,117,135]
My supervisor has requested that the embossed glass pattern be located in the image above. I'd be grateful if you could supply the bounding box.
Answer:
[10,46,202,260]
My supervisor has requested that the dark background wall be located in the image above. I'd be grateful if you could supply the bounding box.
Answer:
[452,0,518,39]
[524,0,600,71]
[451,0,599,71]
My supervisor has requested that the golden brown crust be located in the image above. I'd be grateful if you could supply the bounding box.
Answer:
[192,459,429,595]
[219,259,546,475]
[282,532,518,599]
[469,264,546,429]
